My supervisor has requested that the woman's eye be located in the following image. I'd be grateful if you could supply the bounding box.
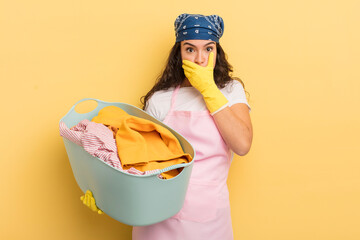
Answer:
[206,47,213,52]
[186,48,194,53]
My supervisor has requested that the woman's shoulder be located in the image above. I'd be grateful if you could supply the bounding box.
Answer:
[221,79,251,111]
[149,87,175,102]
[221,79,244,92]
[145,88,175,121]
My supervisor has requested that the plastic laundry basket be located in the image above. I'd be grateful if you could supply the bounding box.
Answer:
[60,98,195,226]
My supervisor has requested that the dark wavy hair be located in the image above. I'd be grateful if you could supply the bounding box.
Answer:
[141,42,248,110]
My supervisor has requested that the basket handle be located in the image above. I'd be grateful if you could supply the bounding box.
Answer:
[59,98,112,127]
[64,98,110,119]
[144,161,192,181]
[157,162,191,173]
[72,98,109,114]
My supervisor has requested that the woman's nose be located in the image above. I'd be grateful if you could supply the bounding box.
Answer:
[194,51,206,66]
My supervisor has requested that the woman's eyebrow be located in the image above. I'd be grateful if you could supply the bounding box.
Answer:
[204,42,216,46]
[183,42,216,47]
[183,42,196,47]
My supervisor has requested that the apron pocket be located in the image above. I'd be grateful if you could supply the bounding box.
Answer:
[172,179,219,223]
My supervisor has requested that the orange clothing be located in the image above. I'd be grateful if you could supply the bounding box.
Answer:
[92,106,192,179]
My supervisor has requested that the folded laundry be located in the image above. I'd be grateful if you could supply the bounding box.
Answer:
[59,120,164,178]
[92,106,192,179]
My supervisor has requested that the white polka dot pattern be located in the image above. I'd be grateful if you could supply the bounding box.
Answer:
[174,13,224,42]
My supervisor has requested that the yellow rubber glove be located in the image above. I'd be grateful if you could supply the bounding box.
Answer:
[182,52,228,114]
[80,190,103,214]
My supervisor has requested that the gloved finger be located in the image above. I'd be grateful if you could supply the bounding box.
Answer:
[206,52,214,68]
[182,59,199,69]
[82,194,87,205]
[85,190,93,197]
[90,198,97,212]
[85,193,91,207]
[182,64,195,73]
[84,190,92,206]
[183,69,193,79]
[82,194,88,205]
[97,209,103,214]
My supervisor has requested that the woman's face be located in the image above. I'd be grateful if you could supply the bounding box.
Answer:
[180,40,217,68]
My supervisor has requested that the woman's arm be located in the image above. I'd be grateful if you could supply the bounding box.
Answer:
[212,103,253,156]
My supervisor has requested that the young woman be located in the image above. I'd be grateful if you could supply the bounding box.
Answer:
[132,13,253,240]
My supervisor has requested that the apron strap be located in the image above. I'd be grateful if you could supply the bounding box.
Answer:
[169,85,181,112]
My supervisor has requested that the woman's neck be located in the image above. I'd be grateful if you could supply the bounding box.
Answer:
[180,78,192,87]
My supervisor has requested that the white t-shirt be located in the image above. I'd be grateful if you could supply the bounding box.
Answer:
[145,80,251,121]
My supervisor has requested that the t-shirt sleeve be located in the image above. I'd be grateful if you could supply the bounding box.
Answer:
[223,80,251,112]
[144,96,162,120]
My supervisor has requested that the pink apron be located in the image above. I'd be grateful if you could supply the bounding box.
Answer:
[132,86,234,240]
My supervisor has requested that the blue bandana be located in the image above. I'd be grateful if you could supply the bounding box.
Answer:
[174,13,224,43]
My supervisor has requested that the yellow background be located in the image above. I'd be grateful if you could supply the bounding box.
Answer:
[1,0,359,239]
